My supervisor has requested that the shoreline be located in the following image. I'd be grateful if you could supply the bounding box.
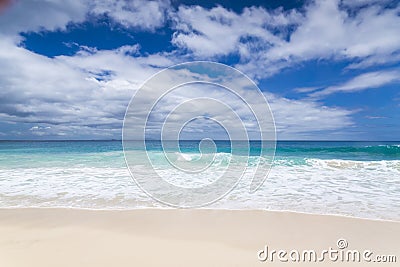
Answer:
[0,206,399,223]
[0,208,399,266]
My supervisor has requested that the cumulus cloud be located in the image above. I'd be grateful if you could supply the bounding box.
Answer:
[244,0,400,78]
[265,93,354,139]
[0,0,392,139]
[90,0,171,31]
[170,0,400,79]
[0,0,88,38]
[0,36,354,139]
[0,36,177,138]
[171,5,300,58]
[122,66,354,140]
[0,0,171,40]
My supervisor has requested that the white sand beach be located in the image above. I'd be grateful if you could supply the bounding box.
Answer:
[0,208,398,267]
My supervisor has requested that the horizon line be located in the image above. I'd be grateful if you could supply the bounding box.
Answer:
[0,139,399,142]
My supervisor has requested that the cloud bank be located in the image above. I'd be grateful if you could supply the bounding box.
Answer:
[0,0,398,139]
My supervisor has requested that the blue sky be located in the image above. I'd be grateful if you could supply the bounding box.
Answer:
[0,0,399,140]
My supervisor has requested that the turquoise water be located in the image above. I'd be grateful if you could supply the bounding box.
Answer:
[0,140,399,220]
[1,140,399,165]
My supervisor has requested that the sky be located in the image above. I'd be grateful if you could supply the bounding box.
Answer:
[0,0,399,140]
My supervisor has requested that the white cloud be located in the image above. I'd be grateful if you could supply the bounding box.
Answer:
[265,93,354,139]
[0,0,171,41]
[171,5,300,58]
[245,0,400,78]
[293,86,321,93]
[0,0,88,38]
[170,0,400,79]
[347,52,400,69]
[122,69,354,140]
[309,70,400,98]
[0,36,354,139]
[91,0,171,31]
[57,44,175,82]
[2,0,399,79]
[0,36,178,138]
[0,0,382,139]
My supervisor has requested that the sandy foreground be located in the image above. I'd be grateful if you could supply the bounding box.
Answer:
[0,209,399,267]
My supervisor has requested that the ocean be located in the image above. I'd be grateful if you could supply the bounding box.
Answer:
[0,140,399,220]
